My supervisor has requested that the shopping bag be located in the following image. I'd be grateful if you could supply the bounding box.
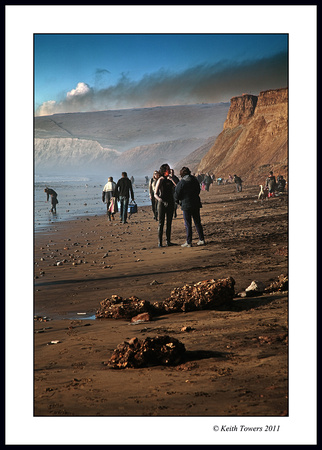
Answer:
[128,201,138,214]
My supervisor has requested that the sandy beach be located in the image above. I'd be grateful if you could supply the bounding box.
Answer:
[34,183,288,417]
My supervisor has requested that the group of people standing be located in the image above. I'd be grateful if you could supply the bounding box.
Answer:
[196,173,214,191]
[44,166,207,248]
[102,172,135,224]
[265,171,286,197]
[44,168,287,249]
[149,164,205,248]
[101,165,205,248]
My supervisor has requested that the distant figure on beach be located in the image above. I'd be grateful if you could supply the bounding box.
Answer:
[258,184,268,201]
[154,163,177,247]
[115,172,135,224]
[102,176,118,221]
[170,169,180,218]
[174,166,205,247]
[130,176,135,185]
[197,173,204,186]
[203,173,213,191]
[44,187,58,213]
[276,175,286,193]
[234,174,243,192]
[149,170,160,221]
[265,171,276,197]
[145,176,149,185]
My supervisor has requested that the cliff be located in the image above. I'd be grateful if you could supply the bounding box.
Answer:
[197,88,288,184]
[34,103,230,177]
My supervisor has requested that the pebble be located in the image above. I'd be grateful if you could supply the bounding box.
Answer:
[48,340,60,345]
[181,326,194,332]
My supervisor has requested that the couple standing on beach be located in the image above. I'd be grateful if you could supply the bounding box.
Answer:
[154,163,205,248]
[102,172,134,224]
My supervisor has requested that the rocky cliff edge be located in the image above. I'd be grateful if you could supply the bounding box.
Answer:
[197,88,288,185]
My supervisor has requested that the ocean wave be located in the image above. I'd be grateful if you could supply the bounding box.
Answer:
[35,175,91,183]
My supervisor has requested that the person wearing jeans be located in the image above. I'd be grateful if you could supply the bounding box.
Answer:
[182,208,204,247]
[174,166,205,247]
[119,196,130,223]
[115,172,134,224]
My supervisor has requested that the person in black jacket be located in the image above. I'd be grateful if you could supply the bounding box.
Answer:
[115,172,135,224]
[174,167,205,247]
[170,169,180,218]
[234,174,243,192]
[154,163,177,247]
[276,175,286,192]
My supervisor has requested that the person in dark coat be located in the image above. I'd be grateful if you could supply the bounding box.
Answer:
[115,172,135,224]
[234,174,243,192]
[203,173,213,191]
[154,163,177,247]
[170,169,180,218]
[174,166,205,247]
[276,175,286,192]
[44,187,58,213]
[265,171,276,197]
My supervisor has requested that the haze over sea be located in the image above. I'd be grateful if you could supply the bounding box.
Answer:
[34,174,151,232]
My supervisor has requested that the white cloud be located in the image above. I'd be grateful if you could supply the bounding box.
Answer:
[37,100,57,116]
[66,82,91,98]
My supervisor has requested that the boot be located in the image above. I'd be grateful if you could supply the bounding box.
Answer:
[158,224,163,247]
[166,228,172,246]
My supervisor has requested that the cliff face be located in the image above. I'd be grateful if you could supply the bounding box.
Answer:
[197,88,288,184]
[34,103,230,177]
[223,94,258,129]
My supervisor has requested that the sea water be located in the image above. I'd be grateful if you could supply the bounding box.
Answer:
[34,174,152,232]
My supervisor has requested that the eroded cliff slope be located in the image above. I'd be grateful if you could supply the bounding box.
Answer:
[34,103,229,177]
[197,88,288,184]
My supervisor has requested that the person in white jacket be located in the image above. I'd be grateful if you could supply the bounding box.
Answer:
[149,170,160,221]
[102,177,118,221]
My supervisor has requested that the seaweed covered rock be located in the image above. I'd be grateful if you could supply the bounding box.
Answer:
[96,295,156,320]
[97,277,235,319]
[108,335,186,369]
[265,274,288,293]
[153,277,235,314]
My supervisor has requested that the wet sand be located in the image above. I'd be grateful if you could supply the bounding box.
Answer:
[34,184,288,418]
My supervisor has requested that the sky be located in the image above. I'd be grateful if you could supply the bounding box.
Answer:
[34,33,288,116]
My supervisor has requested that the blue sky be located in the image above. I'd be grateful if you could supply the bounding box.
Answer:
[34,33,288,116]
